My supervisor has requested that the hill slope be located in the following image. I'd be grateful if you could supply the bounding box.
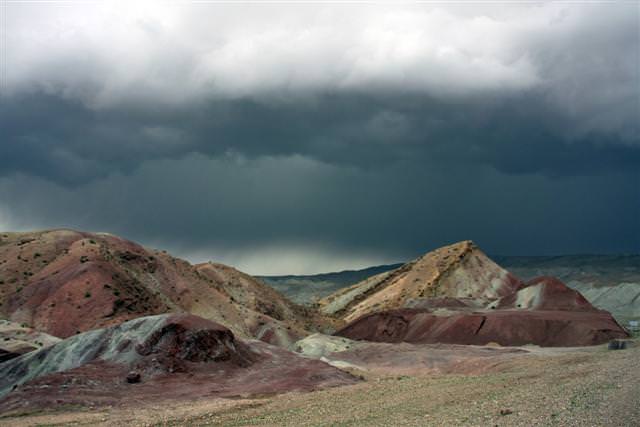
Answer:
[0,319,60,362]
[259,263,403,305]
[335,276,629,347]
[319,241,522,322]
[498,255,640,325]
[0,229,323,345]
[263,254,640,325]
[0,313,358,412]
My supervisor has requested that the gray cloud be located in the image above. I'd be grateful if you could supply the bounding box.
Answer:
[0,152,637,274]
[0,3,638,273]
[2,91,637,185]
[4,4,541,102]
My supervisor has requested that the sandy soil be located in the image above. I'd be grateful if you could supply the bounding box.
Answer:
[1,341,637,427]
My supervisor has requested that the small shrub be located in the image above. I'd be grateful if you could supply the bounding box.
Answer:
[84,291,92,298]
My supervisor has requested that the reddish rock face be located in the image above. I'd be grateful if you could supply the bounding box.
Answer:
[0,314,359,413]
[335,277,629,347]
[335,308,629,347]
[490,276,596,312]
[0,230,323,346]
[132,315,254,368]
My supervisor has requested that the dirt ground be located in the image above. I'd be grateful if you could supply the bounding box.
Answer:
[1,341,638,427]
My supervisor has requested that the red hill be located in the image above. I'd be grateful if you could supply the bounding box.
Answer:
[0,230,325,346]
[0,314,358,412]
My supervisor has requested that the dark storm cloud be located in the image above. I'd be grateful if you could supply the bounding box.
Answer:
[3,3,637,181]
[0,2,638,273]
[2,90,638,185]
[1,152,638,274]
[0,93,198,184]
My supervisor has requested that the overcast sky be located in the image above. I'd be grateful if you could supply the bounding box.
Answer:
[0,2,638,274]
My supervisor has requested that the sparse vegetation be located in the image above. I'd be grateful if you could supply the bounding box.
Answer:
[16,343,634,427]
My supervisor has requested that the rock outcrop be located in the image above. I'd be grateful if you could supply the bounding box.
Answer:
[335,308,628,347]
[0,319,60,362]
[335,277,629,347]
[320,241,522,323]
[0,314,358,413]
[498,255,640,324]
[488,276,596,312]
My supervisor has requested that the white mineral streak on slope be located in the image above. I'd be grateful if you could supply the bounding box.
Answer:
[571,283,640,323]
[0,314,169,397]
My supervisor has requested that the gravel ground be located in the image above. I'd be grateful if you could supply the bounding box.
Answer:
[1,341,638,427]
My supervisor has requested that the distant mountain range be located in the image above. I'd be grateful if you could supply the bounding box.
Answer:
[258,263,403,305]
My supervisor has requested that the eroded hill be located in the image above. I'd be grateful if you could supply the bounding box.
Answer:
[319,241,522,322]
[0,313,358,412]
[265,254,640,326]
[0,229,325,346]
